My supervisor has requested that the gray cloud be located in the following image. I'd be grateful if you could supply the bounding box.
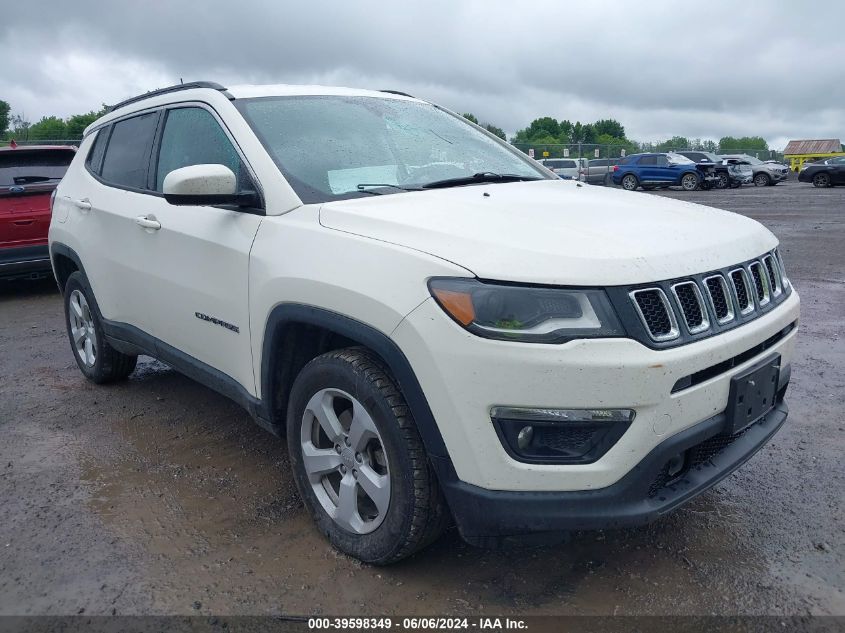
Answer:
[2,1,843,148]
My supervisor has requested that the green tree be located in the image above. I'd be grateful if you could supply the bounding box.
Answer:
[593,118,626,139]
[655,136,692,152]
[0,100,9,136]
[27,116,67,140]
[9,113,31,140]
[512,116,563,145]
[483,123,506,140]
[719,136,768,152]
[462,112,479,124]
[65,110,105,138]
[595,133,637,157]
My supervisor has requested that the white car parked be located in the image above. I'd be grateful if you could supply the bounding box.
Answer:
[50,82,799,563]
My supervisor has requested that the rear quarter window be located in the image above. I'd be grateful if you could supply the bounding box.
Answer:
[0,148,76,186]
[85,128,110,175]
[100,112,159,190]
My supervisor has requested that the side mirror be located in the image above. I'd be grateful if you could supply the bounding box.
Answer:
[162,164,258,207]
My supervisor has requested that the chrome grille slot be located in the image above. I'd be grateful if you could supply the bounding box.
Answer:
[763,254,782,297]
[704,274,734,324]
[671,281,709,334]
[748,261,770,306]
[730,268,754,315]
[630,288,679,341]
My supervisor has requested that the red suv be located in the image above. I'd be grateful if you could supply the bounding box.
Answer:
[0,144,76,279]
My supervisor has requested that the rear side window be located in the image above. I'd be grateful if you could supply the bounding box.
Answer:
[155,107,243,191]
[100,112,159,190]
[0,148,75,186]
[545,159,576,169]
[639,156,657,166]
[85,128,109,175]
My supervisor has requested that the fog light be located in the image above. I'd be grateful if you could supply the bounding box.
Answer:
[490,407,635,465]
[517,425,534,450]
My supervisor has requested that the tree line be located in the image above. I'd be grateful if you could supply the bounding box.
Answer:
[463,112,770,156]
[0,97,771,155]
[0,99,106,142]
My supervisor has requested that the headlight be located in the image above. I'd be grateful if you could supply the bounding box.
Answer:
[428,278,626,343]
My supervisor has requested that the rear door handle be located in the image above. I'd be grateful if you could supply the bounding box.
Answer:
[12,219,35,226]
[73,198,92,212]
[134,215,161,231]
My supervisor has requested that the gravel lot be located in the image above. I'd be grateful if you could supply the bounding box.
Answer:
[0,179,843,617]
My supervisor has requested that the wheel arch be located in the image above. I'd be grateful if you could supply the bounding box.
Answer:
[50,243,86,296]
[260,304,452,462]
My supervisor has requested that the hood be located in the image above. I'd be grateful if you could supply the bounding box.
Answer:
[319,180,777,286]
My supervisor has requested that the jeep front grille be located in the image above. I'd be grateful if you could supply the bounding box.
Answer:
[704,275,734,324]
[748,261,770,306]
[630,289,678,341]
[671,282,709,334]
[730,268,754,315]
[622,250,790,347]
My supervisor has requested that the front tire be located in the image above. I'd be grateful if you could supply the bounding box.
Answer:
[813,173,831,188]
[621,174,639,191]
[63,272,137,383]
[287,348,449,564]
[680,172,700,191]
[754,173,771,187]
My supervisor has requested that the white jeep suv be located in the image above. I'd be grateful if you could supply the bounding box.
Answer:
[49,82,800,564]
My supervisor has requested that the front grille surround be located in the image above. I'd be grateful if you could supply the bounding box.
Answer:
[613,249,792,349]
[748,261,771,307]
[763,254,782,297]
[703,274,735,324]
[670,281,710,334]
[729,268,755,315]
[629,288,679,341]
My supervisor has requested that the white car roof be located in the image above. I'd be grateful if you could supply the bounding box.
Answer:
[85,83,424,136]
[227,83,423,102]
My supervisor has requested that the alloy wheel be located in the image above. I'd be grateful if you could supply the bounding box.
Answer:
[300,388,390,534]
[681,174,699,191]
[622,175,637,190]
[68,289,96,367]
[813,173,830,188]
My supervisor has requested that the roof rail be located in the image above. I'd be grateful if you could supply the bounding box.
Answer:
[380,89,415,98]
[107,81,229,113]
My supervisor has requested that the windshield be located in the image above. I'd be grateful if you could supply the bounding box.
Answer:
[666,153,694,165]
[235,96,547,203]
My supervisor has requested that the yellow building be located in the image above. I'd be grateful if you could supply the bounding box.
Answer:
[783,139,845,172]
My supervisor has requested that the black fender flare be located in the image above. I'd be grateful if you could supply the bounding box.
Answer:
[260,303,452,463]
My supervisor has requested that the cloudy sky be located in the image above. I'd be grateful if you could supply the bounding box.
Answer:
[2,1,843,149]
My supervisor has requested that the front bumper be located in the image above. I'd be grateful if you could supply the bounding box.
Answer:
[393,290,799,492]
[769,170,789,182]
[440,399,788,545]
[0,244,51,279]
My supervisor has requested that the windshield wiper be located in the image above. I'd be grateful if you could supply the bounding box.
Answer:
[13,176,57,184]
[420,172,542,189]
[356,183,421,195]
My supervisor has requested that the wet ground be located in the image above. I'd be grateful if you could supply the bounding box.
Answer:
[0,180,843,617]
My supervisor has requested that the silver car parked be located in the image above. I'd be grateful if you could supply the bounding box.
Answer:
[719,154,790,186]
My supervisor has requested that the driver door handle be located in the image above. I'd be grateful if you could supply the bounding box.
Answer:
[135,215,161,231]
[73,198,92,212]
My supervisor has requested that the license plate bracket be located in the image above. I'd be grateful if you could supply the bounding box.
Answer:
[726,354,780,434]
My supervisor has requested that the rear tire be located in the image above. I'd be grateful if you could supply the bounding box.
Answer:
[716,172,729,189]
[287,347,449,564]
[63,272,137,383]
[621,174,639,191]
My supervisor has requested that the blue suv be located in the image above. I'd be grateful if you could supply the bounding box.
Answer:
[612,153,717,191]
